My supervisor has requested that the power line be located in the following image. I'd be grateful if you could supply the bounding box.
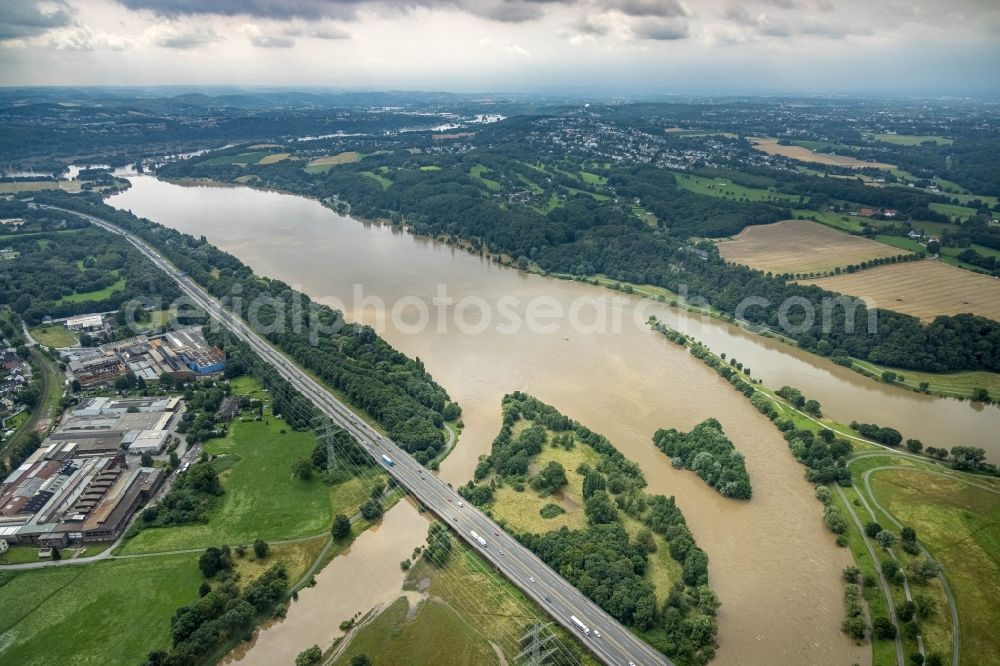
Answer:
[213,330,582,664]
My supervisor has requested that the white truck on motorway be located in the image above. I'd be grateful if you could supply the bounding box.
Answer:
[570,615,591,636]
[470,530,487,547]
[380,454,395,467]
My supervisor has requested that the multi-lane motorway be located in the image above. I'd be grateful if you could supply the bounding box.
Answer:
[47,205,672,666]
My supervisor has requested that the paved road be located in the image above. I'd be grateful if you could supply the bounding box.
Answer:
[47,205,669,666]
[834,483,905,666]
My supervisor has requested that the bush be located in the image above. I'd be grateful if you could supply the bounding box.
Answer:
[842,615,868,641]
[331,514,351,539]
[875,530,896,550]
[296,646,322,666]
[823,505,847,534]
[360,499,384,522]
[872,617,897,640]
[530,460,568,494]
[539,503,565,519]
[914,593,937,619]
[198,546,233,578]
[458,481,495,507]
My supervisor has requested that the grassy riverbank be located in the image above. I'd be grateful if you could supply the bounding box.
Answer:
[850,454,1000,666]
[331,538,598,666]
[0,554,202,665]
[120,383,386,554]
[847,358,1000,401]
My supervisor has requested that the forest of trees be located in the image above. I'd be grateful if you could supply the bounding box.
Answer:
[461,393,718,664]
[0,204,178,324]
[154,141,1000,374]
[30,191,458,464]
[652,419,752,499]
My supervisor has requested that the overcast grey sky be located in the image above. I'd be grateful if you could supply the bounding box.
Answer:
[1,0,998,94]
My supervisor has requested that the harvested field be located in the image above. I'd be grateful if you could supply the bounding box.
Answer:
[0,180,83,194]
[869,133,953,146]
[432,132,475,140]
[801,259,1000,321]
[716,219,908,275]
[304,151,362,173]
[258,152,290,164]
[749,136,894,170]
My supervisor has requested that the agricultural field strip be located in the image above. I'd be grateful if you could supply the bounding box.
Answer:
[802,262,1000,321]
[716,220,910,274]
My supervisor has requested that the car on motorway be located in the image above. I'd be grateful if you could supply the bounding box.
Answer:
[529,576,535,582]
[457,500,464,507]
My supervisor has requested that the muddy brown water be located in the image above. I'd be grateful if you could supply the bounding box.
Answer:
[108,175,991,663]
[224,499,429,665]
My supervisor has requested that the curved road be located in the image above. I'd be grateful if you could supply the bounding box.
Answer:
[44,205,668,666]
[857,462,1000,666]
[834,483,905,666]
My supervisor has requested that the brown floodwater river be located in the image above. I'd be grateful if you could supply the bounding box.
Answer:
[108,176,996,664]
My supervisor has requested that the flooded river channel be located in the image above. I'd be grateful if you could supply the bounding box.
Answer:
[109,176,998,664]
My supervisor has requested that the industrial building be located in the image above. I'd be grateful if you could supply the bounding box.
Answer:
[0,396,181,545]
[65,314,104,331]
[165,328,227,374]
[0,455,163,545]
[63,326,225,387]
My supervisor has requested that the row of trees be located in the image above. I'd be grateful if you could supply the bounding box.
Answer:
[650,319,856,487]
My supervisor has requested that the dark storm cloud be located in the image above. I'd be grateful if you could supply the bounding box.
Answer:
[116,0,566,23]
[472,0,554,23]
[0,0,74,41]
